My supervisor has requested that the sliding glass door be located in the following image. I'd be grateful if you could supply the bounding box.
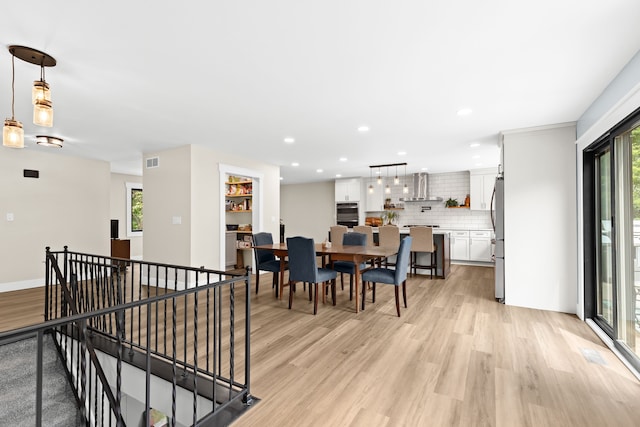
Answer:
[585,111,640,370]
[595,148,614,330]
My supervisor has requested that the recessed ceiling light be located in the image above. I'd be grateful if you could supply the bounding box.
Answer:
[279,176,283,180]
[291,162,299,167]
[397,151,407,156]
[357,126,369,132]
[316,169,323,173]
[339,157,347,162]
[469,142,480,148]
[284,137,295,144]
[457,108,473,116]
[421,167,428,171]
[336,174,342,178]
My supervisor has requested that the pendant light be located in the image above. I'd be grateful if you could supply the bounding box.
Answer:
[33,63,53,127]
[3,53,24,148]
[4,46,57,138]
[403,164,409,194]
[377,167,382,185]
[368,167,374,194]
[385,167,391,194]
[32,65,51,104]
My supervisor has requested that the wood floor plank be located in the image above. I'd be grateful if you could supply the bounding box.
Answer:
[3,265,640,426]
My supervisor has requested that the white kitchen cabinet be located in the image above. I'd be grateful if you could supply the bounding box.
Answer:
[470,168,498,210]
[469,230,492,262]
[449,230,470,261]
[335,178,361,202]
[365,186,384,211]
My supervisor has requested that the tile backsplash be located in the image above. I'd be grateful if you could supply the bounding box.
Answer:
[377,171,493,230]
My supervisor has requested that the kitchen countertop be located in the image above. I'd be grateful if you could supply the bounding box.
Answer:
[370,226,493,233]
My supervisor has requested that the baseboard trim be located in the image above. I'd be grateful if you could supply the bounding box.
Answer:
[0,278,44,292]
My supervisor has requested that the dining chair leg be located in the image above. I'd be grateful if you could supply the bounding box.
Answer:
[313,283,319,315]
[288,281,294,309]
[394,287,401,317]
[372,282,376,303]
[308,283,312,301]
[402,281,407,308]
[255,271,260,294]
[340,272,344,290]
[332,279,337,305]
[361,281,367,311]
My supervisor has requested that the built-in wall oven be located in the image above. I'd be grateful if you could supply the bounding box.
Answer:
[336,202,359,228]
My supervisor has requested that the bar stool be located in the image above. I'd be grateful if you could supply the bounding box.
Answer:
[409,226,436,278]
[378,225,400,268]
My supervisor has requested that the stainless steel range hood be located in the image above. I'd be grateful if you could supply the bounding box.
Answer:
[400,173,443,202]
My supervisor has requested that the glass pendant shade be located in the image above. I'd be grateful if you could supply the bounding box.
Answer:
[394,175,399,185]
[403,184,409,194]
[368,184,374,194]
[385,184,391,194]
[32,80,51,104]
[377,176,382,185]
[34,99,53,127]
[3,119,24,148]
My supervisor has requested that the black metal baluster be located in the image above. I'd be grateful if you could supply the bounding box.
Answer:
[193,273,199,426]
[171,296,177,427]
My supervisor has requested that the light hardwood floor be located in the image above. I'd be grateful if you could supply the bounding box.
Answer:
[2,265,640,426]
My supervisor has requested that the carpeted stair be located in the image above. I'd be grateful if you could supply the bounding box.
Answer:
[0,334,83,426]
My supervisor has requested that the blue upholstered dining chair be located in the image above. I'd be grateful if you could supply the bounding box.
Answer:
[252,232,288,296]
[361,236,413,317]
[286,236,337,315]
[332,232,368,300]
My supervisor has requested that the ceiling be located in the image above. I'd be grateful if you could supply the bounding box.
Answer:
[3,1,640,184]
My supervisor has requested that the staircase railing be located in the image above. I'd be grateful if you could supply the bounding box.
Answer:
[42,246,253,426]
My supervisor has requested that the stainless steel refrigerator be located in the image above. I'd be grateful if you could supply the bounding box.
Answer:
[491,175,505,303]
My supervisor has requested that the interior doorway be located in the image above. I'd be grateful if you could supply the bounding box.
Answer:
[219,164,264,272]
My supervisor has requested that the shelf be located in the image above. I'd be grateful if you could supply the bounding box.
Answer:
[384,207,404,211]
[225,194,252,198]
[225,180,252,185]
[226,210,252,213]
[446,206,469,209]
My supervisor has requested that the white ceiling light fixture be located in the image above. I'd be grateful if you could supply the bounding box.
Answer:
[339,157,347,162]
[284,137,295,143]
[3,52,23,148]
[357,126,369,132]
[457,108,472,116]
[291,162,299,167]
[316,168,323,173]
[36,135,63,148]
[469,142,480,148]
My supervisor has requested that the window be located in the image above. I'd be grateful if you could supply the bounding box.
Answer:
[126,182,143,237]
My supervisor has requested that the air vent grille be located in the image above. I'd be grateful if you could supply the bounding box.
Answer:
[146,157,159,168]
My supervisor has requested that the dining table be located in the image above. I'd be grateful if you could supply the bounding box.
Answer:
[252,242,398,313]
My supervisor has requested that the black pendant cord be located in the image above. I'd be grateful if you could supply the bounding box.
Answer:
[10,53,15,119]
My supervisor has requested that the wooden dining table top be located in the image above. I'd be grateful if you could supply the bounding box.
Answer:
[252,242,397,258]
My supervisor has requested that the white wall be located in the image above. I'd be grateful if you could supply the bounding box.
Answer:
[143,145,280,271]
[0,148,110,290]
[110,173,143,259]
[281,181,335,243]
[502,123,578,313]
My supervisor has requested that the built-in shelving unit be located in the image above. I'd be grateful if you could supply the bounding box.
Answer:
[225,176,253,269]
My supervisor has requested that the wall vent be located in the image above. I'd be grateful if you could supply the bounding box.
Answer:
[146,157,159,168]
